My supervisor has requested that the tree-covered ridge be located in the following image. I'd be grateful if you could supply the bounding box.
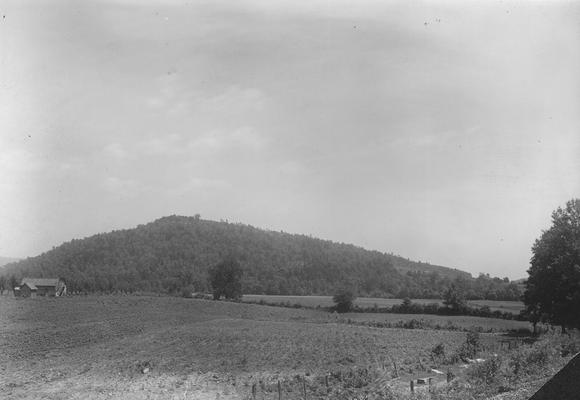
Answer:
[1,216,521,300]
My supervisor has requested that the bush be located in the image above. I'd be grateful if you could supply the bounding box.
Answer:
[561,340,579,357]
[181,285,194,298]
[333,289,356,313]
[513,341,557,376]
[455,332,481,361]
[431,343,446,364]
[467,356,502,384]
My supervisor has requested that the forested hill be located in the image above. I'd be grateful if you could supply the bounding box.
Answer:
[1,216,521,300]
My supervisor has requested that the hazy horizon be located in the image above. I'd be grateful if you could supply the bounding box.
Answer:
[1,0,579,279]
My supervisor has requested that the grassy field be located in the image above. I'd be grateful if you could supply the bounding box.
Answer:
[340,312,531,332]
[0,295,543,400]
[242,295,525,314]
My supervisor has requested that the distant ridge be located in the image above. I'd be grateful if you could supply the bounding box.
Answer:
[0,216,520,299]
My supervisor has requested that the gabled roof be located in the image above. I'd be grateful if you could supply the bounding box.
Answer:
[22,282,37,290]
[21,278,60,288]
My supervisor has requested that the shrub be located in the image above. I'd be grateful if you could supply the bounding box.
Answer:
[181,285,194,298]
[333,289,356,313]
[431,343,446,364]
[457,332,481,360]
[560,337,580,357]
[467,356,502,384]
[508,337,559,378]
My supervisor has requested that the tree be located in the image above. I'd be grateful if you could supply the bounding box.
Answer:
[527,200,580,330]
[8,275,18,291]
[442,283,467,313]
[401,297,413,311]
[333,289,356,313]
[524,199,580,332]
[208,258,243,300]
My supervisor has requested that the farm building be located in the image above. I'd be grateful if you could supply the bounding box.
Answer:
[15,278,66,297]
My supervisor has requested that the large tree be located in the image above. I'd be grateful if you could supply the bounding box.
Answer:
[442,283,467,314]
[208,258,243,300]
[524,199,580,332]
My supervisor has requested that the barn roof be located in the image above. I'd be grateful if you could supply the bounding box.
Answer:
[21,278,60,288]
[22,282,38,290]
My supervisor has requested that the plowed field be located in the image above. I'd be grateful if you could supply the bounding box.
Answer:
[0,296,526,399]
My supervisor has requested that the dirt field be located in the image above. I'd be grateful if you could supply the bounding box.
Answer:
[0,295,529,399]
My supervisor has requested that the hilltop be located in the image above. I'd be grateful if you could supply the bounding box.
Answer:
[0,216,520,299]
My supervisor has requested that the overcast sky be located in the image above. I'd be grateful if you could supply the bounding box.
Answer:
[1,0,579,279]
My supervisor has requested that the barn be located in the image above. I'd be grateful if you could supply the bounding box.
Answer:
[19,281,38,298]
[17,278,66,297]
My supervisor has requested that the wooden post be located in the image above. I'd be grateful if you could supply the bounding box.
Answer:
[447,369,451,384]
[302,376,307,400]
[393,361,399,378]
[325,374,329,390]
[252,383,256,400]
[428,377,433,392]
[410,380,414,393]
[277,380,281,400]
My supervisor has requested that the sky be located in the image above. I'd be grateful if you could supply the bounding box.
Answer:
[0,0,579,279]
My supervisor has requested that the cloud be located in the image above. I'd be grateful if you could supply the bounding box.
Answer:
[101,126,266,162]
[168,177,232,198]
[138,133,182,156]
[0,148,43,174]
[199,86,266,114]
[102,177,148,198]
[103,142,131,160]
[187,126,267,154]
[145,72,269,119]
[188,177,231,190]
[279,160,307,175]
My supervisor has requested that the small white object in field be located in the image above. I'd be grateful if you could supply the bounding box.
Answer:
[142,368,149,374]
[431,369,444,374]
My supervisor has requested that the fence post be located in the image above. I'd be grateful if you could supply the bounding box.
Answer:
[410,380,414,393]
[428,377,433,392]
[393,361,399,378]
[278,380,281,400]
[302,376,307,400]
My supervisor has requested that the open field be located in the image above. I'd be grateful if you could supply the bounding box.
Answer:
[242,295,525,314]
[0,295,538,400]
